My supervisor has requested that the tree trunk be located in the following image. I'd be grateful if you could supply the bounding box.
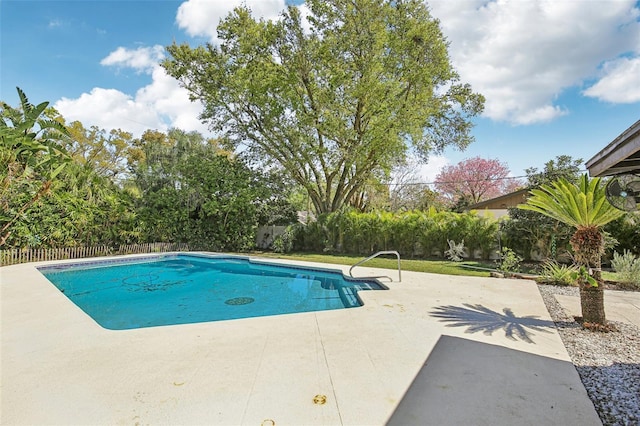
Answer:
[571,227,607,327]
[579,285,605,325]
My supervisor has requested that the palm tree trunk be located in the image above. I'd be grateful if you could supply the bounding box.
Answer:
[572,228,607,326]
[579,285,605,325]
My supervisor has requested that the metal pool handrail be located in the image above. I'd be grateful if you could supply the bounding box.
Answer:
[349,250,401,282]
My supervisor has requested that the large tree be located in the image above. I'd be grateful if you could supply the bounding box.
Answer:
[131,129,296,250]
[63,121,134,183]
[435,156,522,206]
[163,0,484,214]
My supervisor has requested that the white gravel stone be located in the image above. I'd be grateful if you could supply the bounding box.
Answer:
[538,284,640,426]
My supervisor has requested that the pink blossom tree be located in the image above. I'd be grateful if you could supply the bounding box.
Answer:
[435,157,523,206]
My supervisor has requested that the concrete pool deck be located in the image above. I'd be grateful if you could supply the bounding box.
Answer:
[1,254,602,425]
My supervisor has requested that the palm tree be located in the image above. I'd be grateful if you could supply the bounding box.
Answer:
[519,174,624,327]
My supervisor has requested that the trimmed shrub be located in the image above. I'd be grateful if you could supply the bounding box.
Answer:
[294,209,499,259]
[611,250,640,289]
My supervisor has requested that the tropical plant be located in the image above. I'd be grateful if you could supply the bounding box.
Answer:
[519,174,625,326]
[0,88,70,246]
[611,250,640,289]
[536,260,579,286]
[496,247,522,273]
[501,155,585,261]
[444,240,465,262]
[293,208,499,259]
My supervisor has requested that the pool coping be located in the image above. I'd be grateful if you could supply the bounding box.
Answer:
[1,253,602,425]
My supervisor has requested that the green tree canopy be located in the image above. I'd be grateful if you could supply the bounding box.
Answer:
[63,121,134,183]
[525,155,583,188]
[163,0,484,214]
[131,128,297,250]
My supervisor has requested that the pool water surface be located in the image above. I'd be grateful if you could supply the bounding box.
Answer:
[38,254,385,330]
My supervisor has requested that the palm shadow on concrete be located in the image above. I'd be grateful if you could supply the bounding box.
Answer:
[429,303,555,343]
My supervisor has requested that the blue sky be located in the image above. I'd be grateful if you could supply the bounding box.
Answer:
[2,0,639,181]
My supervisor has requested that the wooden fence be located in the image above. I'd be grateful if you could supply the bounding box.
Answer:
[0,242,191,266]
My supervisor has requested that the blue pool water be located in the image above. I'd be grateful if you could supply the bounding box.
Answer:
[38,254,385,330]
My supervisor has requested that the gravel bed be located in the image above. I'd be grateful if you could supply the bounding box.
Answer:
[537,284,640,425]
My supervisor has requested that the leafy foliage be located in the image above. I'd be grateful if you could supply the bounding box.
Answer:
[500,208,573,261]
[520,174,624,229]
[163,0,484,213]
[4,162,139,248]
[496,247,522,273]
[536,260,579,286]
[611,250,640,288]
[62,121,134,182]
[500,155,585,261]
[272,225,298,254]
[604,212,640,258]
[131,129,296,251]
[525,155,583,187]
[292,209,498,259]
[0,88,70,246]
[435,157,522,205]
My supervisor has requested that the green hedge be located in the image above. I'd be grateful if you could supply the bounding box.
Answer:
[293,209,499,259]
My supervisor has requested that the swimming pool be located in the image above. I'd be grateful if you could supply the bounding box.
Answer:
[38,254,386,330]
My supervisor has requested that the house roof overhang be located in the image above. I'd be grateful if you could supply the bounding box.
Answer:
[465,188,530,210]
[585,120,640,177]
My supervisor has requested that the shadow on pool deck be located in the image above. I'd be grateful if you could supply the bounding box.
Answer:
[387,335,602,426]
[429,304,555,344]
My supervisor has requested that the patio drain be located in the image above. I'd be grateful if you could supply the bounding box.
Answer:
[224,297,255,305]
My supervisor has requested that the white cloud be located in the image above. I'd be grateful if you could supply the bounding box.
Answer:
[100,45,165,74]
[48,19,63,29]
[176,0,286,43]
[583,56,640,103]
[54,46,209,137]
[136,66,210,133]
[428,0,640,125]
[55,88,167,136]
[390,155,449,187]
[417,155,450,183]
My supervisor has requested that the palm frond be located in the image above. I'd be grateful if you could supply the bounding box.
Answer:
[519,174,624,229]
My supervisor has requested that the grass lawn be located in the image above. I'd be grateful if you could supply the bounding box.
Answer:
[251,251,492,277]
[249,252,638,287]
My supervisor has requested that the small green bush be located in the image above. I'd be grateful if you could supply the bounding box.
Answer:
[611,250,640,289]
[536,260,578,286]
[272,225,298,253]
[496,247,522,273]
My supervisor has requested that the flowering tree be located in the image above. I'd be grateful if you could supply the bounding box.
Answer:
[435,157,522,206]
